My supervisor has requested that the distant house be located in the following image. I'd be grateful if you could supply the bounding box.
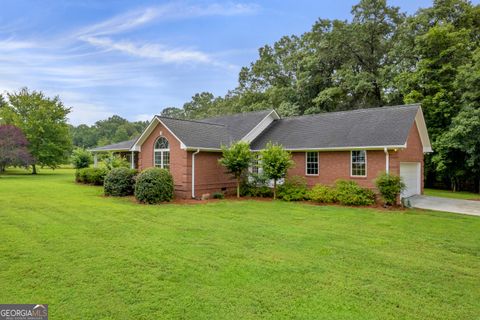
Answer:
[90,104,432,199]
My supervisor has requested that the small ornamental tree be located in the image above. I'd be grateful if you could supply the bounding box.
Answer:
[260,142,293,199]
[219,141,252,198]
[0,125,33,172]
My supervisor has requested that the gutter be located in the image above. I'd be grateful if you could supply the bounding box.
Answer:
[191,149,200,199]
[384,147,389,174]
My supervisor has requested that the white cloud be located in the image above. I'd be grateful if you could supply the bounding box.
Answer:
[76,2,259,37]
[81,36,212,64]
[0,39,38,50]
[134,114,154,122]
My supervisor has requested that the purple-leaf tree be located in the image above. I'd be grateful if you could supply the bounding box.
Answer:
[0,125,33,172]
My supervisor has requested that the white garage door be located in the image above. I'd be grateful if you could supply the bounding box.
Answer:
[400,162,421,198]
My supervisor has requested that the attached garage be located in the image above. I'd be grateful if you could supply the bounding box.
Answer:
[400,162,421,198]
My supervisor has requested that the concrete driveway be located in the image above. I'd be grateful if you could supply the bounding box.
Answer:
[405,195,480,216]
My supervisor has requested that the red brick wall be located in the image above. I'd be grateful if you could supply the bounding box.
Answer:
[288,150,386,189]
[287,121,425,192]
[186,151,237,197]
[138,121,190,198]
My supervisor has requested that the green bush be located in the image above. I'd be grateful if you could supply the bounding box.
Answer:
[71,148,92,169]
[375,172,406,205]
[308,184,337,203]
[75,168,107,185]
[212,192,225,199]
[103,153,130,170]
[277,176,308,201]
[134,168,174,204]
[104,167,137,197]
[240,173,273,198]
[335,180,376,206]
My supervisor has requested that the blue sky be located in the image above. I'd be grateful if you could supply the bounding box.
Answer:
[0,0,444,125]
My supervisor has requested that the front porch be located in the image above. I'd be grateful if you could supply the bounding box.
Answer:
[88,138,139,169]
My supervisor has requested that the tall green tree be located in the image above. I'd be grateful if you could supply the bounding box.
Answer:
[0,88,72,174]
[260,142,294,199]
[219,141,253,198]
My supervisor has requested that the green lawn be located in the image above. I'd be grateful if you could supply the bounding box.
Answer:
[425,188,480,201]
[1,169,479,319]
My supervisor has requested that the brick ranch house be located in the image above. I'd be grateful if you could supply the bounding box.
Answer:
[90,104,432,199]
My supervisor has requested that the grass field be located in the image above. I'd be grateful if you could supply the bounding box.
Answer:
[425,188,480,201]
[0,169,479,319]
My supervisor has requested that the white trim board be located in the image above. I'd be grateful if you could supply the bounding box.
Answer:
[242,110,280,143]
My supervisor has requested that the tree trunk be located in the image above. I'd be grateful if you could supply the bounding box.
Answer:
[273,179,277,200]
[237,177,240,198]
[32,164,37,175]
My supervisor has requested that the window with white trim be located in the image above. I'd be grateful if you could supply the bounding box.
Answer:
[154,137,170,169]
[351,150,366,176]
[251,153,261,174]
[306,151,319,175]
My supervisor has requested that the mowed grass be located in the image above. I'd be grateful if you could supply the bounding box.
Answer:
[425,188,480,201]
[0,169,479,319]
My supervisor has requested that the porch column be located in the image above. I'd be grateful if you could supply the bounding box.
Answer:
[93,153,98,168]
[131,151,135,169]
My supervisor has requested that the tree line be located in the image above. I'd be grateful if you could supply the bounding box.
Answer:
[69,116,148,149]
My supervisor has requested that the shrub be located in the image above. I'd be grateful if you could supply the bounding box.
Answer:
[135,168,174,204]
[277,176,308,201]
[104,167,137,197]
[212,192,225,199]
[335,180,375,206]
[71,148,92,169]
[103,153,130,170]
[308,184,337,203]
[375,172,406,205]
[240,173,273,198]
[75,167,107,185]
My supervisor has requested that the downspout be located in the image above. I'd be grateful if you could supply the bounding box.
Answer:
[191,149,200,199]
[384,147,389,174]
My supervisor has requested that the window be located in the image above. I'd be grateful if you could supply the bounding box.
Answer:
[306,152,319,175]
[154,137,170,169]
[351,150,366,176]
[251,153,260,174]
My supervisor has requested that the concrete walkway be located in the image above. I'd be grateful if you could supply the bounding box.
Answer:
[405,195,480,216]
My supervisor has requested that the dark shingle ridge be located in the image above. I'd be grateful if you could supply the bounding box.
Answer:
[156,116,226,127]
[199,109,275,122]
[281,104,420,121]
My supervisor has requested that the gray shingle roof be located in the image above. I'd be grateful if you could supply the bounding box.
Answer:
[158,117,233,149]
[89,138,137,152]
[251,104,419,150]
[199,109,273,140]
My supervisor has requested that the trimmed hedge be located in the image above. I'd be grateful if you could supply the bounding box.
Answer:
[75,167,107,185]
[308,184,337,203]
[277,176,308,201]
[104,168,137,197]
[335,180,376,206]
[134,168,174,204]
